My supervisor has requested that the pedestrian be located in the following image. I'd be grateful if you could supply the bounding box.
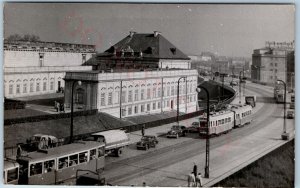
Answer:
[56,102,60,112]
[193,163,198,179]
[187,172,195,187]
[142,182,146,187]
[195,173,203,187]
[141,124,145,136]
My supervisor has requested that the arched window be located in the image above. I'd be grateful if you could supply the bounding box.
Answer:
[43,78,47,91]
[9,80,14,95]
[30,78,35,93]
[16,80,21,94]
[23,79,28,93]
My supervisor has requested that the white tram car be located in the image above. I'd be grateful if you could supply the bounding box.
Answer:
[199,104,253,136]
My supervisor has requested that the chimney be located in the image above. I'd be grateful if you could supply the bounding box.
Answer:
[129,31,136,37]
[154,31,161,37]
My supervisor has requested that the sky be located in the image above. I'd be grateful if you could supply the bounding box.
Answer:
[3,3,295,58]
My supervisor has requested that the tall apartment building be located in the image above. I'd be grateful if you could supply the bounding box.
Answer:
[251,41,295,87]
[64,31,198,118]
[4,41,95,98]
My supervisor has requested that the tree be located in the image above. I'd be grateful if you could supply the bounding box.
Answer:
[6,34,40,42]
[6,34,22,42]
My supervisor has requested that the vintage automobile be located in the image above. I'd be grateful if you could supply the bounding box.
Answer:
[166,125,187,138]
[187,122,200,133]
[136,135,159,150]
[287,110,294,119]
[230,81,238,86]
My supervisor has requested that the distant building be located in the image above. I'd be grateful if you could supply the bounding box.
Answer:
[251,41,295,87]
[190,52,216,74]
[64,31,198,118]
[4,40,95,98]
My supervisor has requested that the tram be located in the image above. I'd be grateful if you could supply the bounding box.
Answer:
[16,140,105,185]
[199,104,253,136]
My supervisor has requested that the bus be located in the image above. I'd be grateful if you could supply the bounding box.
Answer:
[4,159,19,184]
[16,141,105,185]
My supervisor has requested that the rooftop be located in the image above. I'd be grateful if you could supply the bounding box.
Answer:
[4,40,96,53]
[84,31,190,66]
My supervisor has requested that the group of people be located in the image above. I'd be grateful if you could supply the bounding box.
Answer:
[187,164,203,187]
[54,101,65,113]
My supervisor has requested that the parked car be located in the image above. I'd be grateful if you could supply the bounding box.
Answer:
[187,122,200,133]
[287,110,294,119]
[166,125,187,138]
[230,81,238,86]
[136,135,158,150]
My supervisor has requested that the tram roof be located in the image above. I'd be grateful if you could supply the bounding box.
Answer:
[17,141,104,162]
[4,159,19,170]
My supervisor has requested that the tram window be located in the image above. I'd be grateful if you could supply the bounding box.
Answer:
[79,152,88,163]
[7,168,18,182]
[218,120,221,125]
[44,160,55,173]
[222,119,224,124]
[58,157,68,169]
[229,117,231,122]
[90,149,97,160]
[30,162,42,176]
[98,147,105,157]
[69,154,79,167]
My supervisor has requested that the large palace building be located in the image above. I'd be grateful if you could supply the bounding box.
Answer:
[64,31,198,118]
[4,40,95,98]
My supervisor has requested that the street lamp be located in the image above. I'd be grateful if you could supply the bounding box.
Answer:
[277,80,289,140]
[239,71,244,104]
[70,80,82,144]
[196,86,210,178]
[177,76,186,123]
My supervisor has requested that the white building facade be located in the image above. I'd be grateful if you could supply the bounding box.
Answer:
[64,69,198,118]
[4,41,95,98]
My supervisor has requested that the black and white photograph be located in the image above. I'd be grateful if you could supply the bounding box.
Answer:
[3,2,295,187]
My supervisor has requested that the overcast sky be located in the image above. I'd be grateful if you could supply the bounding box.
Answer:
[3,3,295,57]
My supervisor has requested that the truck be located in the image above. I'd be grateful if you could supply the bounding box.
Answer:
[89,130,130,157]
[245,96,256,107]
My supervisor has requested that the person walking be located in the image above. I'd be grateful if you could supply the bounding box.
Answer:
[141,124,145,136]
[195,173,203,187]
[193,163,198,179]
[187,172,195,187]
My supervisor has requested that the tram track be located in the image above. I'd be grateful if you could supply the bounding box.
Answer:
[104,85,281,185]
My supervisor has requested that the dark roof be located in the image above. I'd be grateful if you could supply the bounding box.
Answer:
[84,33,190,65]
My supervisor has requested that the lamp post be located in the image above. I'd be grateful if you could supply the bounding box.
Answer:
[277,79,289,140]
[239,71,244,104]
[177,76,186,123]
[196,86,210,178]
[70,80,82,144]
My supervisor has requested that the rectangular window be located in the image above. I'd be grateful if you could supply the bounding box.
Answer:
[7,168,18,182]
[171,86,175,96]
[43,82,47,91]
[128,106,132,115]
[153,102,156,110]
[134,105,138,114]
[115,91,120,104]
[9,84,13,94]
[69,154,79,167]
[158,102,161,109]
[101,93,106,106]
[108,92,113,105]
[141,89,145,100]
[16,84,20,94]
[275,63,277,67]
[153,88,157,98]
[147,104,150,111]
[30,83,34,92]
[167,86,170,96]
[128,90,133,102]
[90,149,96,160]
[23,83,27,93]
[79,152,88,163]
[121,91,126,103]
[141,104,145,112]
[30,162,43,176]
[135,89,139,101]
[167,100,170,107]
[190,84,193,93]
[158,88,161,97]
[121,108,126,116]
[50,81,54,90]
[275,69,278,73]
[147,88,151,99]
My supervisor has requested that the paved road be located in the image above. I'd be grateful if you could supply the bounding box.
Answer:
[101,83,293,186]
